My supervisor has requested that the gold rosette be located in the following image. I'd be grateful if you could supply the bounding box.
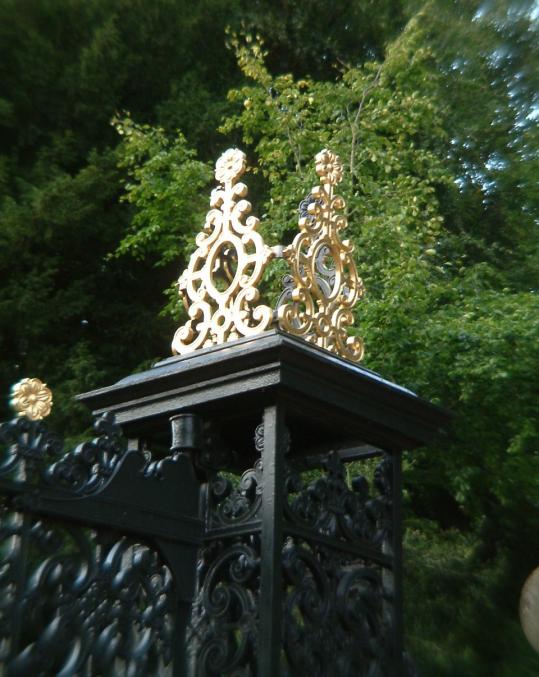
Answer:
[10,378,53,420]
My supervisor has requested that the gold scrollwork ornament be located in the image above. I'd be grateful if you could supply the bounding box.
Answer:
[278,149,365,362]
[172,149,274,355]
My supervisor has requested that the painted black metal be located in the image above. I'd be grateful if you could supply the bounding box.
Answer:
[186,418,403,675]
[77,330,451,452]
[258,404,287,676]
[2,332,452,675]
[0,412,203,676]
[171,413,204,454]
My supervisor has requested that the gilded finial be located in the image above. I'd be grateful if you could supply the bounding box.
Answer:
[171,147,364,362]
[315,148,344,186]
[10,378,53,420]
[277,149,365,361]
[214,147,247,184]
[171,148,274,355]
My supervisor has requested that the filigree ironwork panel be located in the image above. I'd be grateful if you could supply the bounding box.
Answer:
[170,147,366,362]
[206,423,270,529]
[280,452,395,675]
[187,537,260,676]
[189,417,396,676]
[284,451,393,549]
[0,411,125,493]
[0,506,174,676]
[277,149,365,362]
[189,422,264,674]
[281,538,390,677]
[0,411,203,676]
[208,460,263,527]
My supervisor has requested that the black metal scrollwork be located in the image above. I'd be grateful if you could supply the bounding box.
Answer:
[282,539,389,677]
[188,422,265,674]
[0,410,205,676]
[0,510,174,676]
[47,412,126,493]
[206,423,272,529]
[209,459,263,527]
[188,539,260,676]
[285,451,393,549]
[0,416,63,482]
[279,452,395,675]
[0,412,126,494]
[189,418,397,676]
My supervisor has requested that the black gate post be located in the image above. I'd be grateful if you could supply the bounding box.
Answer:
[78,330,451,676]
[391,452,404,675]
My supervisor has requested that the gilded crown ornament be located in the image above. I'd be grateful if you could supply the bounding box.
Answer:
[172,148,364,361]
[10,377,53,421]
[277,149,365,361]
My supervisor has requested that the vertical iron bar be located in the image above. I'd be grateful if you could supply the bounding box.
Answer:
[167,413,203,677]
[8,511,32,665]
[258,402,286,677]
[392,451,404,674]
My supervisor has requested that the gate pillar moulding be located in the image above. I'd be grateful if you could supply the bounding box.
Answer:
[77,148,452,675]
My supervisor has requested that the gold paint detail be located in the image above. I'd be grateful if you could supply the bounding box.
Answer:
[10,378,53,421]
[171,149,274,355]
[277,149,365,361]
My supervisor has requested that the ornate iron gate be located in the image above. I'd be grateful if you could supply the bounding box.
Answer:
[187,423,399,676]
[76,330,451,676]
[1,341,449,677]
[0,412,202,676]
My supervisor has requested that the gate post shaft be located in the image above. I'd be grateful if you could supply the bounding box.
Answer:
[258,401,287,676]
[391,451,404,675]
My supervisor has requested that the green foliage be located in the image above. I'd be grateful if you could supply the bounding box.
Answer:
[222,30,450,281]
[0,0,245,426]
[221,29,452,343]
[112,116,211,265]
[236,0,407,78]
[0,146,170,429]
[405,520,539,676]
[111,115,212,317]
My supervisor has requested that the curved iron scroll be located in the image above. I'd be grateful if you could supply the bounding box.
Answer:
[0,411,125,493]
[285,451,393,548]
[0,510,174,676]
[187,538,260,676]
[282,539,390,677]
[0,412,203,676]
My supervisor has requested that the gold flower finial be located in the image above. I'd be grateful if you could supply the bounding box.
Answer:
[10,378,53,421]
[214,148,247,184]
[315,149,343,186]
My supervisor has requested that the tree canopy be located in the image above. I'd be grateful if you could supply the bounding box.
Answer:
[1,0,538,673]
